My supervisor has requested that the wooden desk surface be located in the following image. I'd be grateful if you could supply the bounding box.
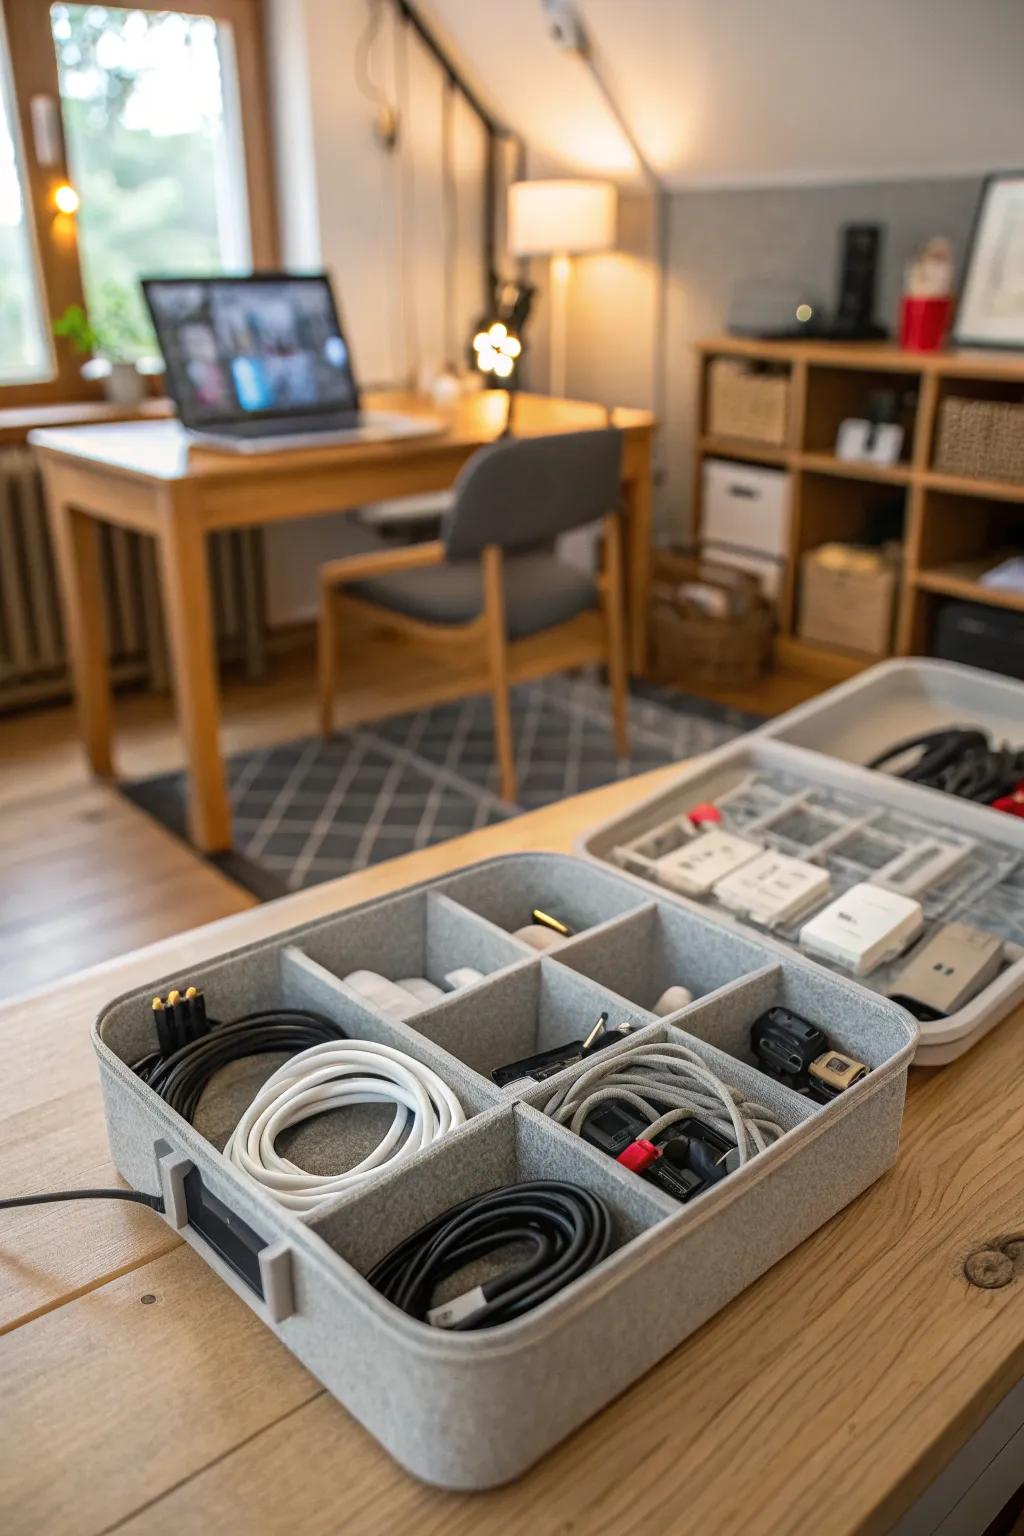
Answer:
[28,389,655,484]
[2,767,1022,1536]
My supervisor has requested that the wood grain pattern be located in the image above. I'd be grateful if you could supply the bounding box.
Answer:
[481,543,516,801]
[0,783,252,1000]
[43,483,115,778]
[155,486,231,849]
[0,766,1022,1536]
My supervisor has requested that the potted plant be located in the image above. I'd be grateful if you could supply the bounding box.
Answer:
[53,285,153,404]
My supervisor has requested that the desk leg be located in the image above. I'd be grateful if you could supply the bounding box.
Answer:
[155,496,231,852]
[45,484,115,778]
[623,461,652,675]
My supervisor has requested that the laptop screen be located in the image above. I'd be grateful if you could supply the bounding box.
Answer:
[142,274,360,426]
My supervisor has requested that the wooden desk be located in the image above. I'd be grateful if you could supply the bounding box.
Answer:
[2,770,1022,1536]
[30,391,656,852]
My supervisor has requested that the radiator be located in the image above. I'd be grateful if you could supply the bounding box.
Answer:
[0,446,266,712]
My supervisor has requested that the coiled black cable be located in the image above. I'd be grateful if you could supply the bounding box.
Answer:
[868,728,1024,804]
[366,1180,613,1330]
[133,1009,347,1123]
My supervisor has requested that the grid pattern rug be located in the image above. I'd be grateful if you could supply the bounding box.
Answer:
[124,674,762,900]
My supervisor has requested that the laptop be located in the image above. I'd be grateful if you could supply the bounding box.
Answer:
[141,272,441,453]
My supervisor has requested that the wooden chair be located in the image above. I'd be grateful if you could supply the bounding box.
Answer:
[317,428,629,803]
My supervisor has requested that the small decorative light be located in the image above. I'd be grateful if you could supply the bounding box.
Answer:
[467,277,534,390]
[472,322,522,381]
[53,181,80,214]
[795,303,813,324]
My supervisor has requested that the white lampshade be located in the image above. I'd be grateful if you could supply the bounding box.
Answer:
[507,179,617,257]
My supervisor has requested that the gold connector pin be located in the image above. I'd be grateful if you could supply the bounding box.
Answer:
[531,908,573,937]
[581,1013,608,1052]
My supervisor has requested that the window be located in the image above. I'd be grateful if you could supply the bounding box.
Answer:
[0,18,51,383]
[50,4,252,358]
[0,0,275,401]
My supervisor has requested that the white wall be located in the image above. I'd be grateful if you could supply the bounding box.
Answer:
[262,0,489,624]
[421,0,1024,189]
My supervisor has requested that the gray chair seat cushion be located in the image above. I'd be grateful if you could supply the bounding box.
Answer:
[351,550,599,639]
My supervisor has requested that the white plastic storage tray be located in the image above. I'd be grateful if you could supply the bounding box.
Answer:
[581,737,1024,1065]
[94,853,915,1489]
[759,658,1024,796]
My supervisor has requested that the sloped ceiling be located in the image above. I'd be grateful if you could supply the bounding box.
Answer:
[417,0,1024,188]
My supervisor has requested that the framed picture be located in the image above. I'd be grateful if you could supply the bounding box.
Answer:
[953,171,1024,349]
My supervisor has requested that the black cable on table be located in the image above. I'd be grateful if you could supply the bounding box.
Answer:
[0,1188,164,1212]
[367,1180,613,1330]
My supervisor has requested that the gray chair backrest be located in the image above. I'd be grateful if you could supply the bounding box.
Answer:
[442,428,623,561]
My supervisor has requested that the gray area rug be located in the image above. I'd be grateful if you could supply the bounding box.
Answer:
[125,672,762,898]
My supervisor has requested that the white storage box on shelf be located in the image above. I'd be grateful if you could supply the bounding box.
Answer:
[94,852,915,1490]
[702,459,791,558]
[580,723,1024,1066]
[700,458,791,604]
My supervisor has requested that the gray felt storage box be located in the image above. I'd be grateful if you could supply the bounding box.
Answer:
[95,853,915,1488]
[580,725,1024,1066]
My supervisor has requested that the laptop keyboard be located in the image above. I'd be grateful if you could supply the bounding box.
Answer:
[223,413,362,438]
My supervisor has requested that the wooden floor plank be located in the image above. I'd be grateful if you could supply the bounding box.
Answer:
[0,784,253,998]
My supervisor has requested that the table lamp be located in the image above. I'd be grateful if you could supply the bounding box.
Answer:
[508,179,616,398]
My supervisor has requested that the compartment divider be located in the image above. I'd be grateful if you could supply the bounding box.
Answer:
[425,892,540,978]
[513,1102,683,1225]
[403,955,658,1090]
[280,946,503,1118]
[429,891,541,962]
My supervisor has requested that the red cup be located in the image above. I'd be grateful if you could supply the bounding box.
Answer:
[900,295,952,351]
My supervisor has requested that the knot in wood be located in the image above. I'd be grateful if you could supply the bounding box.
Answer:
[964,1248,1014,1289]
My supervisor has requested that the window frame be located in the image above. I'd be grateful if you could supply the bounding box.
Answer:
[1,0,278,405]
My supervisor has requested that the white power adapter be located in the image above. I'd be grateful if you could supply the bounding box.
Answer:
[714,851,831,929]
[799,882,924,976]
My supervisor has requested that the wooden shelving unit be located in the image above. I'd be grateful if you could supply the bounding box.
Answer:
[694,335,1024,674]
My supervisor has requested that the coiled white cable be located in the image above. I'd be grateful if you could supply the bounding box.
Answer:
[224,1040,466,1211]
[543,1040,784,1165]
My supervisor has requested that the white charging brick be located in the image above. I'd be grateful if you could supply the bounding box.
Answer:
[799,882,924,976]
[655,829,762,896]
[714,851,831,929]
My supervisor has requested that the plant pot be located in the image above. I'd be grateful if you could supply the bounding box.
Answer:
[102,360,146,405]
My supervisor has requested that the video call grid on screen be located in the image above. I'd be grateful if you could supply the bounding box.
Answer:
[144,277,358,422]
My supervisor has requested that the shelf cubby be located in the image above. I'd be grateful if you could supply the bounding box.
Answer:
[692,335,1024,678]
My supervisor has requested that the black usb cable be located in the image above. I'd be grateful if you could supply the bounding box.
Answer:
[367,1180,612,1330]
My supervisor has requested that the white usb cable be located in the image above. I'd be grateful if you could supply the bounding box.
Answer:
[225,1040,466,1211]
[543,1040,784,1164]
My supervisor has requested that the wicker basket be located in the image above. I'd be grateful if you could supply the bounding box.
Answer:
[707,358,789,446]
[935,397,1024,483]
[648,552,774,691]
